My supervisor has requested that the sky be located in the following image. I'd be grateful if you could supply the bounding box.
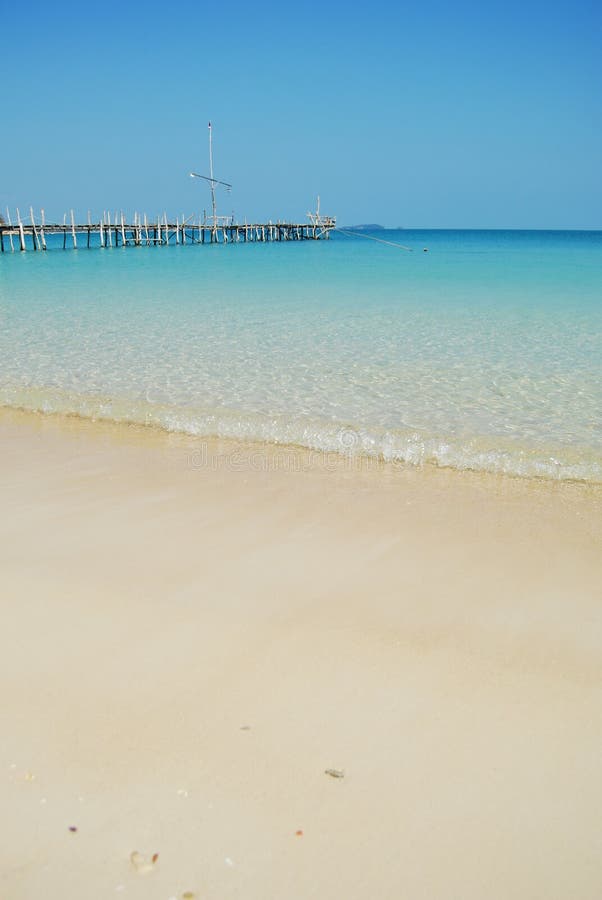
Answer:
[1,0,601,227]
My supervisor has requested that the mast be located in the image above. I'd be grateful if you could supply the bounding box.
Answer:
[208,121,217,225]
[189,123,232,228]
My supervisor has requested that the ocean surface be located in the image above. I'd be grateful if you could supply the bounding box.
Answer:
[1,228,601,482]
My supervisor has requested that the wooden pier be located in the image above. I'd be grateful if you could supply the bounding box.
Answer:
[2,126,337,254]
[0,209,336,253]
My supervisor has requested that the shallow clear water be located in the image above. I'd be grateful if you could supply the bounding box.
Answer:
[1,229,601,481]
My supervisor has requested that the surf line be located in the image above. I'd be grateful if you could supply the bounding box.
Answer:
[334,228,414,252]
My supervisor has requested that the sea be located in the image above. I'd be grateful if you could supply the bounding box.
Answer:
[1,228,601,482]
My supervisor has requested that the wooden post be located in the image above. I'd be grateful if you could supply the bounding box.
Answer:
[29,207,36,250]
[39,208,47,250]
[6,208,15,252]
[29,207,40,250]
[99,217,105,248]
[70,210,77,249]
[144,214,149,245]
[16,208,26,251]
[120,212,126,246]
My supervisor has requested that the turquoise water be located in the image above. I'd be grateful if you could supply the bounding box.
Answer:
[1,229,601,481]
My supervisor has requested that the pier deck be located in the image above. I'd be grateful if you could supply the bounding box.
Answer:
[0,216,336,252]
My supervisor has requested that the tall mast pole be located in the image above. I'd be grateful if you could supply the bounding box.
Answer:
[190,124,231,226]
[208,121,217,224]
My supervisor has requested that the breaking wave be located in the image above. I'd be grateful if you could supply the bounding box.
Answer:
[2,383,601,484]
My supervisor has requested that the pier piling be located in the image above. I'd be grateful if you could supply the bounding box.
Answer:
[0,208,336,253]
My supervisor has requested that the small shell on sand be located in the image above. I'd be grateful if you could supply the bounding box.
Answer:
[324,768,345,779]
[129,851,158,875]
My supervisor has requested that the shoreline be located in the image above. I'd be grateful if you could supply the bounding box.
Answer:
[2,406,602,899]
[2,396,601,486]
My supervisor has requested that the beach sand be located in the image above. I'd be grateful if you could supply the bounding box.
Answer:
[2,406,602,899]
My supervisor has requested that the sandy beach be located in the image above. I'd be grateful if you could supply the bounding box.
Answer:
[2,406,602,899]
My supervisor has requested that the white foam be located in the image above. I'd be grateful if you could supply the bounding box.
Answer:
[2,385,601,484]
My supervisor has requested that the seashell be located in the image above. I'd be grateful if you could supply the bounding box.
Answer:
[129,851,157,875]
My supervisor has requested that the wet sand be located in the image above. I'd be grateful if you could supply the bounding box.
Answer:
[2,407,602,899]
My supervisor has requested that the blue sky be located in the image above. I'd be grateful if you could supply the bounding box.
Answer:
[2,0,600,227]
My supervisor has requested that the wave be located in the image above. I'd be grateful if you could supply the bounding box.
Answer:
[1,383,601,484]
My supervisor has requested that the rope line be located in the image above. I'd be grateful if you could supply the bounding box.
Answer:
[335,228,413,252]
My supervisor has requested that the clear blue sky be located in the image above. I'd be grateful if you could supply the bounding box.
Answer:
[2,0,600,227]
